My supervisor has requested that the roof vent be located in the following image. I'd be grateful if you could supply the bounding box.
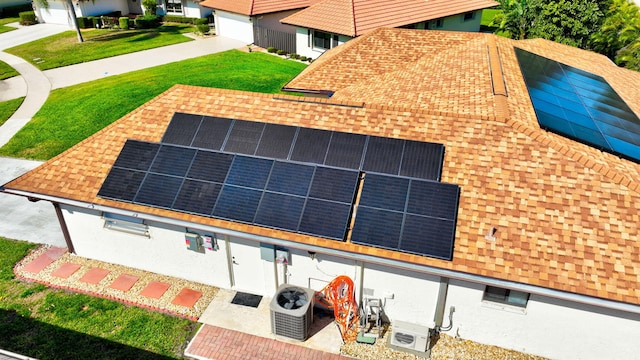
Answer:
[485,226,497,241]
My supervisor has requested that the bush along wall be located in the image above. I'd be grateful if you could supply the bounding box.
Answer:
[134,15,161,29]
[19,11,37,25]
[119,17,129,29]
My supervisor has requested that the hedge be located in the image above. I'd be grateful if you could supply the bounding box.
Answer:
[18,11,36,26]
[134,15,161,29]
[162,15,202,24]
[119,16,129,30]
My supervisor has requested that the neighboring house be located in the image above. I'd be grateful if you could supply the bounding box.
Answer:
[199,0,317,52]
[280,0,498,58]
[33,0,210,26]
[3,28,640,360]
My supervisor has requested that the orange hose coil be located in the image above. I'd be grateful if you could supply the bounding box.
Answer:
[316,275,359,342]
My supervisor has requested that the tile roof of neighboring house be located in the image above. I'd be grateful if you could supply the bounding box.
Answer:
[200,0,317,15]
[280,0,498,36]
[4,29,640,307]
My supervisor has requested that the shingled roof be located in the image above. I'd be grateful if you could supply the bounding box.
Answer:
[280,0,498,36]
[199,0,317,15]
[4,29,640,308]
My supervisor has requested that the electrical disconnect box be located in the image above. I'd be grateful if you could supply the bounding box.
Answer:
[185,233,205,253]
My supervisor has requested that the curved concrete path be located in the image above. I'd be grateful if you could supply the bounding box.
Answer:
[0,23,245,246]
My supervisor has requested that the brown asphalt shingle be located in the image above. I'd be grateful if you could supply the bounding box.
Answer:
[5,29,640,307]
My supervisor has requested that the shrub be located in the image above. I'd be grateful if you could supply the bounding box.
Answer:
[299,56,308,61]
[163,15,199,24]
[19,11,37,26]
[194,18,208,25]
[276,49,287,56]
[267,47,277,53]
[119,17,129,30]
[100,16,119,28]
[134,15,161,29]
[76,16,88,28]
[290,53,300,59]
[142,0,157,15]
[196,24,209,34]
[87,16,98,28]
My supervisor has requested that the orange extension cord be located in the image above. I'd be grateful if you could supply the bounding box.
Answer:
[315,275,359,342]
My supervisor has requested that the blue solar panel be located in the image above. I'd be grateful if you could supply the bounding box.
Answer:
[214,185,262,223]
[308,167,359,203]
[135,174,183,208]
[299,199,352,240]
[172,180,221,216]
[226,156,273,189]
[266,161,314,196]
[150,145,196,177]
[515,47,640,163]
[255,192,305,231]
[359,174,409,212]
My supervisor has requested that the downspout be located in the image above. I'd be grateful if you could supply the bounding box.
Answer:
[53,202,75,254]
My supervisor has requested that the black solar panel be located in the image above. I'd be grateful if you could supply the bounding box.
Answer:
[400,214,455,260]
[226,156,273,189]
[407,180,459,219]
[351,207,403,249]
[223,121,265,155]
[400,141,444,181]
[98,168,146,201]
[299,199,352,240]
[255,124,296,159]
[291,128,331,164]
[362,137,404,175]
[150,145,196,177]
[172,180,221,215]
[214,185,262,223]
[359,174,408,212]
[113,140,159,171]
[516,48,640,163]
[187,151,233,183]
[255,192,305,231]
[135,174,183,208]
[325,132,366,169]
[308,167,359,203]
[162,113,202,146]
[266,161,313,196]
[191,116,232,150]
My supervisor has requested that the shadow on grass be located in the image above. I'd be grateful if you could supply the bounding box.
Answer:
[0,309,177,360]
[88,25,188,42]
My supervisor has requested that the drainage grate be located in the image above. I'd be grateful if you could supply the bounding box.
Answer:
[231,292,263,308]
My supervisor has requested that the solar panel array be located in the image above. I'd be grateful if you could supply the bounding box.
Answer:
[99,113,460,260]
[161,113,445,181]
[515,48,640,163]
[99,140,359,240]
[351,174,459,260]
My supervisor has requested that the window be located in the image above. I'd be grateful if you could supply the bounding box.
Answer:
[483,286,529,307]
[463,11,475,21]
[103,212,149,237]
[165,0,182,13]
[429,19,444,29]
[313,30,338,50]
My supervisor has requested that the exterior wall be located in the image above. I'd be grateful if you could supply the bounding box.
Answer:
[36,0,129,25]
[443,279,640,360]
[35,0,72,25]
[214,9,253,44]
[294,27,351,60]
[61,205,232,288]
[183,2,210,19]
[435,11,482,32]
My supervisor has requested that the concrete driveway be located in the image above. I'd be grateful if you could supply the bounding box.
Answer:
[0,157,65,246]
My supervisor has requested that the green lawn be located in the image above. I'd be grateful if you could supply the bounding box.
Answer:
[0,97,24,126]
[0,237,197,359]
[480,8,501,33]
[0,50,307,160]
[5,24,195,70]
[0,17,19,34]
[0,60,19,80]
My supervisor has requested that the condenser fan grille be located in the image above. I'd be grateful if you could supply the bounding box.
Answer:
[277,289,308,310]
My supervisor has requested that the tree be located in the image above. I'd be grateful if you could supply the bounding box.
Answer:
[34,0,84,43]
[590,0,640,70]
[490,0,537,40]
[527,0,606,48]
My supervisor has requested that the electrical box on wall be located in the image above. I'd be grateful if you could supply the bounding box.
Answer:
[260,243,275,262]
[185,233,205,253]
[275,248,290,264]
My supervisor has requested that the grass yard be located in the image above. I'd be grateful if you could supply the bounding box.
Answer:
[5,24,195,70]
[0,237,197,359]
[0,17,19,34]
[0,50,307,160]
[0,59,19,79]
[480,9,501,33]
[0,97,24,126]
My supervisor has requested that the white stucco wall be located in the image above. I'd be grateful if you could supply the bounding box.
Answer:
[61,205,232,287]
[443,279,640,360]
[35,0,71,25]
[294,27,351,60]
[214,10,253,44]
[36,0,129,25]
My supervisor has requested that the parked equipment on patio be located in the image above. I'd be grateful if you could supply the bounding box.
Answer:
[270,284,315,341]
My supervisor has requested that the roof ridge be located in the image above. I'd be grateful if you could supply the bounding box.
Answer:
[486,34,509,122]
[503,116,640,194]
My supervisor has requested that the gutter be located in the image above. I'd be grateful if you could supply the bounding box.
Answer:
[4,188,640,316]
